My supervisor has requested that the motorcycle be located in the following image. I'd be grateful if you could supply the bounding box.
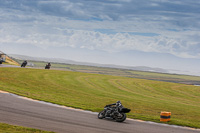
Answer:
[45,63,51,69]
[21,61,27,67]
[98,101,131,122]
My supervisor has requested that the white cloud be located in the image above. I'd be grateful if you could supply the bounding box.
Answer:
[0,0,200,60]
[1,20,199,59]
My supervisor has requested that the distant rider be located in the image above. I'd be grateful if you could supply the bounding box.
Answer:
[21,60,27,67]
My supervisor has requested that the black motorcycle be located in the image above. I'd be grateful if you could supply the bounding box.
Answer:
[98,101,131,122]
[45,63,51,69]
[21,61,27,67]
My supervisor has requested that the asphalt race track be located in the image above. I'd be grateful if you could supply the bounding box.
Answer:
[0,91,199,133]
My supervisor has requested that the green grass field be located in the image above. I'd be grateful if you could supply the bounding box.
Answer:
[0,67,200,129]
[0,123,54,133]
[20,60,200,85]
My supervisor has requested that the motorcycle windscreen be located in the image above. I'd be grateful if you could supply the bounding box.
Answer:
[120,108,131,113]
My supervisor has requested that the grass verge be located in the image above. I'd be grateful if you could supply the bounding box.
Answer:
[0,123,54,133]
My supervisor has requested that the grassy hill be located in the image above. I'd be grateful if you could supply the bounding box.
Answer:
[14,60,200,85]
[5,56,20,66]
[0,67,200,128]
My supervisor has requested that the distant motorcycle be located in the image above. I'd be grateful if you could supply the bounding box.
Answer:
[98,101,131,122]
[21,61,27,67]
[45,63,51,69]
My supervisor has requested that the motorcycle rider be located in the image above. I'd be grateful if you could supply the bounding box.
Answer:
[105,101,122,117]
[21,60,27,67]
[98,101,130,122]
[45,62,51,69]
[106,101,122,107]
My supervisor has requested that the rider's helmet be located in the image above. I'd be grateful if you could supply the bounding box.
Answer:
[116,101,121,106]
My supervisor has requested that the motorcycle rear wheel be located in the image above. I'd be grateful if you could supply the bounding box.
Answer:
[98,111,105,119]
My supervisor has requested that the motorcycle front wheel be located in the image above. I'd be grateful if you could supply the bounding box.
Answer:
[115,113,126,122]
[98,110,105,119]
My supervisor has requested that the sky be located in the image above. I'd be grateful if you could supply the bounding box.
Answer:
[0,0,200,76]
